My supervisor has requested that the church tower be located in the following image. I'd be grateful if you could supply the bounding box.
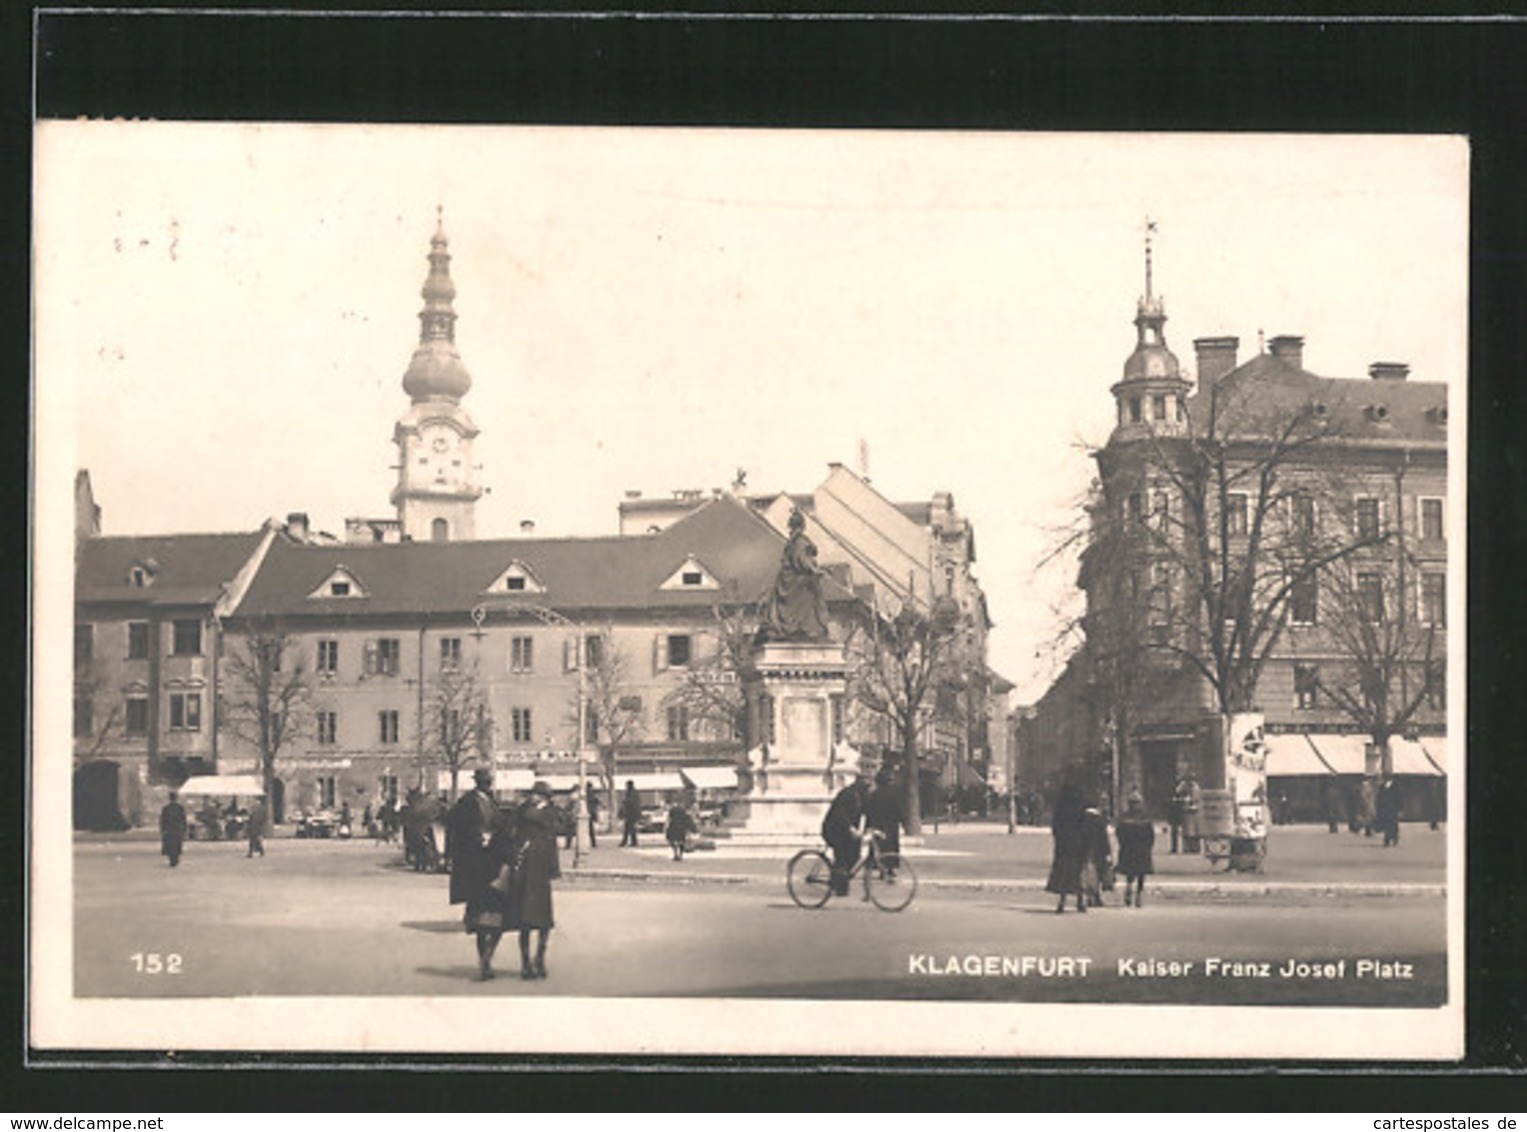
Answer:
[1109,220,1192,443]
[390,212,483,542]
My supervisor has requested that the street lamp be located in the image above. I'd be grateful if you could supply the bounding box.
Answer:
[470,601,592,867]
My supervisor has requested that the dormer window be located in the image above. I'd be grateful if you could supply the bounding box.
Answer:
[308,566,367,600]
[1365,404,1390,422]
[660,555,721,592]
[127,558,159,588]
[485,560,546,595]
[507,577,526,591]
[682,571,703,586]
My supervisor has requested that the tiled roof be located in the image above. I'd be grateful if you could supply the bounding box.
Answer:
[1187,354,1448,447]
[75,531,269,607]
[233,495,860,622]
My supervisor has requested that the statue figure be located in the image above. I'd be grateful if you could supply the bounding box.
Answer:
[757,509,831,644]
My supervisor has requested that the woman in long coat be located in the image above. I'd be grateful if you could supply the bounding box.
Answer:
[1046,780,1089,914]
[1114,791,1155,908]
[511,781,565,980]
[448,769,511,980]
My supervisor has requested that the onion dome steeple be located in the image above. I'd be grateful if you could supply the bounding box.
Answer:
[401,209,473,403]
[1110,220,1191,439]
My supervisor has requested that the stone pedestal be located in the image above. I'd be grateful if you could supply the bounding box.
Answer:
[726,640,859,844]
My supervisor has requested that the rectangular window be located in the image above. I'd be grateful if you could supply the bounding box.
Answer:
[506,575,527,591]
[1290,571,1318,625]
[1294,664,1319,710]
[1148,564,1173,645]
[666,704,689,742]
[73,694,93,739]
[1291,493,1316,539]
[1225,493,1248,536]
[366,638,400,677]
[317,639,339,675]
[666,634,692,668]
[380,774,400,803]
[1151,393,1167,421]
[125,696,149,737]
[585,706,600,745]
[379,709,400,744]
[1127,492,1143,524]
[168,691,201,731]
[511,635,534,674]
[584,634,604,671]
[318,776,338,808]
[1129,397,1142,423]
[1420,497,1445,542]
[1151,489,1170,520]
[511,707,533,744]
[1425,663,1446,711]
[74,624,94,665]
[1355,496,1382,540]
[172,619,202,656]
[1357,572,1385,623]
[317,711,339,745]
[1421,573,1446,626]
[441,708,462,746]
[127,621,150,660]
[440,637,461,672]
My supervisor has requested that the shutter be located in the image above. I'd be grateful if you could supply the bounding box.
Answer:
[653,633,667,674]
[563,637,575,674]
[364,639,378,676]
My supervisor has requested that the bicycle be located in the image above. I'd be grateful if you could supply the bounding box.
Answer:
[787,828,918,912]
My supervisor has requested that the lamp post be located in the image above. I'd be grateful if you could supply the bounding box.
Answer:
[470,602,590,867]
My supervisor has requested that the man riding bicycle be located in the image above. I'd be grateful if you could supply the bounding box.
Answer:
[822,753,879,896]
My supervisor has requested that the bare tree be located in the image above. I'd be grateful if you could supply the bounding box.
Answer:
[222,620,314,806]
[579,631,647,802]
[73,657,123,759]
[425,663,493,805]
[664,604,753,747]
[848,597,963,835]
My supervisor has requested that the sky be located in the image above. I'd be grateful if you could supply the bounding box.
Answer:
[36,124,1468,703]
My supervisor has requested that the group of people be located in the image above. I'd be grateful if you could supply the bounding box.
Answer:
[1045,781,1155,913]
[447,768,569,983]
[158,791,267,866]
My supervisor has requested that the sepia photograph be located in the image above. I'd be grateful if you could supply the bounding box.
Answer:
[32,120,1466,1062]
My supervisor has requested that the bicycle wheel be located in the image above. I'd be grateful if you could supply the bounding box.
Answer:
[786,849,835,909]
[865,853,917,912]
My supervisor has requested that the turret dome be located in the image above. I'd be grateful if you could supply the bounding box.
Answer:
[401,214,472,403]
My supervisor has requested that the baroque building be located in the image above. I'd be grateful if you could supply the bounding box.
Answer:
[1020,244,1449,824]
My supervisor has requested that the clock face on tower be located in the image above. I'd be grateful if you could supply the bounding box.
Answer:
[418,424,460,489]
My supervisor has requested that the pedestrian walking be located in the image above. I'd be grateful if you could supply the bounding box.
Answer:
[1323,778,1344,834]
[1046,778,1090,914]
[618,780,642,847]
[1179,775,1203,854]
[665,796,698,860]
[584,786,600,849]
[866,763,907,879]
[511,780,564,980]
[1081,799,1113,907]
[1375,776,1402,847]
[246,796,267,858]
[447,768,506,981]
[1169,777,1188,853]
[159,791,188,867]
[1114,791,1155,908]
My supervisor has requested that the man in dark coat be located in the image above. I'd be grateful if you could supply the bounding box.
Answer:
[1375,776,1402,847]
[866,764,907,879]
[1046,780,1090,913]
[822,755,877,896]
[246,796,267,858]
[665,797,698,860]
[511,780,565,980]
[159,792,188,867]
[1114,791,1155,908]
[618,780,643,847]
[448,768,505,980]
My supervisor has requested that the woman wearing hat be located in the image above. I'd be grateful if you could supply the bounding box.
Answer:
[510,780,565,980]
[1114,790,1155,908]
[448,768,511,980]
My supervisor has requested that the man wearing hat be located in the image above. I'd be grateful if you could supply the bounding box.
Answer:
[821,753,879,897]
[447,767,506,979]
[1114,789,1155,909]
[510,780,564,980]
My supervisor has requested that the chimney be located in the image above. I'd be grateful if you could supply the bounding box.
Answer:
[1193,336,1240,387]
[1369,361,1410,382]
[519,519,536,535]
[1268,335,1305,369]
[287,512,310,542]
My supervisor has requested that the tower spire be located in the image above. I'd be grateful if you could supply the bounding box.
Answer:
[401,211,472,402]
[1144,216,1157,302]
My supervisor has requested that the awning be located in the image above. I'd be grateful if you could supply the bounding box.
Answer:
[437,768,536,793]
[679,766,740,791]
[1419,737,1448,775]
[615,772,686,793]
[1265,734,1336,777]
[1304,734,1370,775]
[955,761,988,789]
[177,775,267,797]
[1387,737,1442,776]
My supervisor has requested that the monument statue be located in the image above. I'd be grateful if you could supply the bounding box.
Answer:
[757,509,831,644]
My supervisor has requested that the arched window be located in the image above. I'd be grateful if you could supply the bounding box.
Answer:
[431,518,449,542]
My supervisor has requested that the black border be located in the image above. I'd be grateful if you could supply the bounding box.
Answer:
[12,4,1527,1112]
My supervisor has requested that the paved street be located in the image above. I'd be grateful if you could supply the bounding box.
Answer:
[72,823,1449,1007]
